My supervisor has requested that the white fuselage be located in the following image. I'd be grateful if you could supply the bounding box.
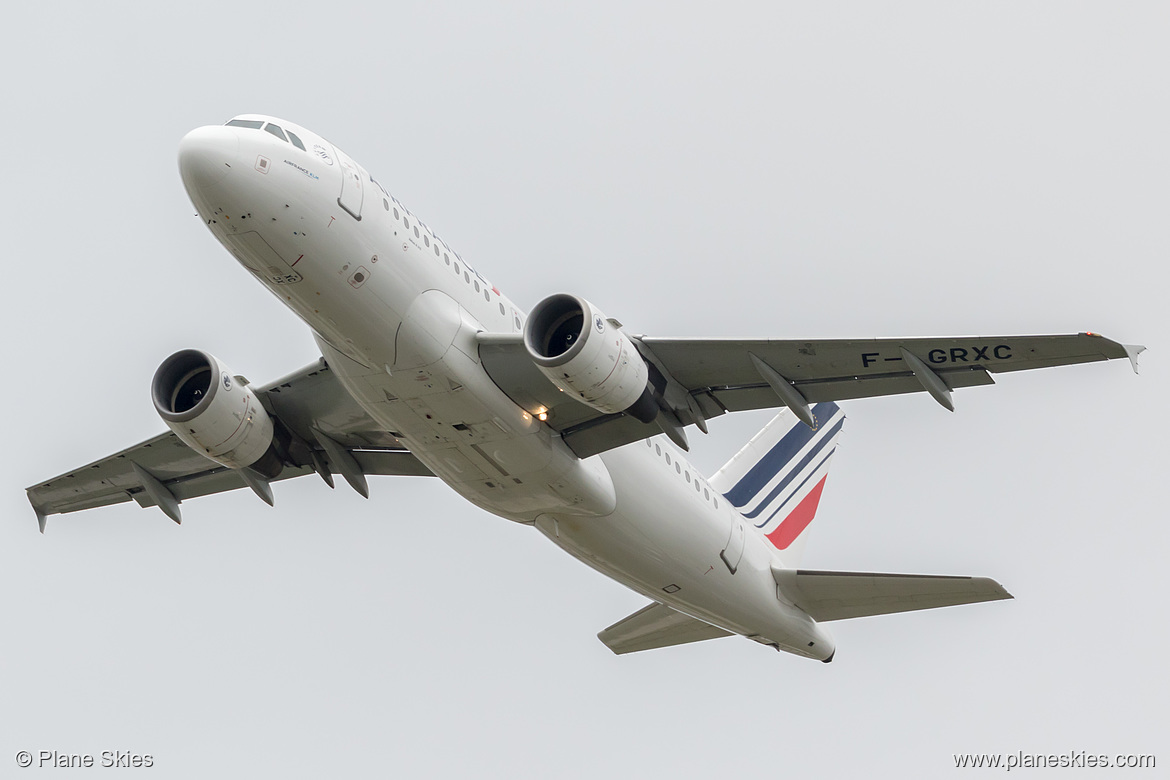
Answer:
[178,116,832,660]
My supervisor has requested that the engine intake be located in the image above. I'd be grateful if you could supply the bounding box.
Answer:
[152,349,282,477]
[524,294,658,423]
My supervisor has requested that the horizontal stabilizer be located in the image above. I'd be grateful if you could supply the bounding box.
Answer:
[772,568,1012,622]
[598,602,732,655]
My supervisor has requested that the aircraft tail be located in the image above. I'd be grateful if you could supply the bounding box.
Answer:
[709,402,845,566]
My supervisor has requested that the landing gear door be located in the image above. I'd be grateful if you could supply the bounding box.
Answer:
[334,147,364,221]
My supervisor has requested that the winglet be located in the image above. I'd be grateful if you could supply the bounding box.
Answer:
[28,493,47,534]
[1124,344,1146,375]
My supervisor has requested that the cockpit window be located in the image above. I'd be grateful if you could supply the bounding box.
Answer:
[225,119,307,151]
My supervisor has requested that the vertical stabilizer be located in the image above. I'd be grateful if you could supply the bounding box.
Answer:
[709,402,845,566]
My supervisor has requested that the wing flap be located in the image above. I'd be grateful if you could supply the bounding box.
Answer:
[353,450,435,477]
[598,602,733,655]
[562,415,662,460]
[703,365,997,413]
[50,491,143,515]
[772,568,1012,622]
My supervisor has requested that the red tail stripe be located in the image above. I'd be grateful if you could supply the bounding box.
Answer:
[765,476,828,550]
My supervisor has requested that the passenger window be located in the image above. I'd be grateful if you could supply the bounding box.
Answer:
[434,244,440,256]
[665,453,671,465]
[404,218,410,229]
[484,289,491,302]
[383,198,389,211]
[499,302,506,315]
[226,119,264,129]
[287,131,307,151]
[443,253,450,265]
[474,281,480,293]
[424,235,430,247]
[454,263,460,274]
[675,463,681,474]
[464,271,470,283]
[264,123,288,142]
[704,488,709,500]
[655,444,661,456]
[394,208,400,220]
[414,227,419,238]
[685,472,691,483]
[695,481,701,492]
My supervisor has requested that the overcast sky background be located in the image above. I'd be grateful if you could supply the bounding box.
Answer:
[2,3,1166,777]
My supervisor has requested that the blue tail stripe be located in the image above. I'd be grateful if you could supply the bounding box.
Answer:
[739,417,845,519]
[723,402,841,508]
[753,447,837,528]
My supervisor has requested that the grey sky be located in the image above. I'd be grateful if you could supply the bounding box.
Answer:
[3,2,1166,777]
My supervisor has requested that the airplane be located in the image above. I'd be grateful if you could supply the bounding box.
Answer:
[26,115,1144,662]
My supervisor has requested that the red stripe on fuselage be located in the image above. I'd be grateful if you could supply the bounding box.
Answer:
[765,476,828,550]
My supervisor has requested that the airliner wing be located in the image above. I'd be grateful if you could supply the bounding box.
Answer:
[479,332,1140,458]
[26,359,432,530]
[640,332,1139,414]
[598,602,732,655]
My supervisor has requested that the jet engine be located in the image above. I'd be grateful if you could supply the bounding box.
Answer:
[152,349,283,477]
[524,294,658,423]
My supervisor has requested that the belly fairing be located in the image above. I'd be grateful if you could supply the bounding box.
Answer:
[316,321,618,521]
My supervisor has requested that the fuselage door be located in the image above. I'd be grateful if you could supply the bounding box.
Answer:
[720,517,746,574]
[334,147,364,221]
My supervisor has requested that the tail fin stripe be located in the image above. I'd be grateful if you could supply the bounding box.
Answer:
[723,402,841,507]
[738,416,845,519]
[752,446,837,528]
[765,476,829,549]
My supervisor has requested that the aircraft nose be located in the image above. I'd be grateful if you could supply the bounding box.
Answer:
[178,126,240,191]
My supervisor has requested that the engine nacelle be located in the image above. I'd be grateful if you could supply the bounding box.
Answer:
[152,349,282,477]
[524,294,658,423]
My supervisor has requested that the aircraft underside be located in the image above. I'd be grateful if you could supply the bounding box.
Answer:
[25,114,1142,661]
